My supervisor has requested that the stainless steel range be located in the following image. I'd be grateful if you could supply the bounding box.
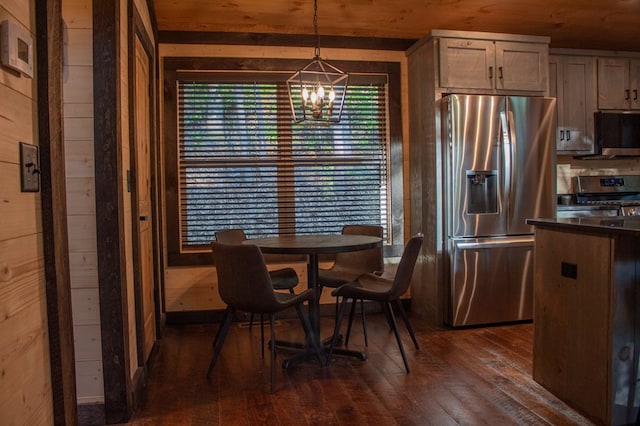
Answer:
[575,175,640,216]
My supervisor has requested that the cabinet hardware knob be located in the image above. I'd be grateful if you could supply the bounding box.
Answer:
[498,66,503,80]
[560,130,564,141]
[634,89,638,101]
[625,89,630,100]
[566,130,571,141]
[488,66,493,80]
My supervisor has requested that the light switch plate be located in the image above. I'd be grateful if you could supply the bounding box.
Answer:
[20,142,39,192]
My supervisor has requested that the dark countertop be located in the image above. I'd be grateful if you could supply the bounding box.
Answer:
[527,216,640,235]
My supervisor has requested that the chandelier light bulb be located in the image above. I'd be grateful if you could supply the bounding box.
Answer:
[329,88,336,102]
[302,87,309,101]
[310,91,318,104]
[317,84,325,100]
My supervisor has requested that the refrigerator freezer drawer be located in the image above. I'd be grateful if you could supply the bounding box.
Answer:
[448,236,534,326]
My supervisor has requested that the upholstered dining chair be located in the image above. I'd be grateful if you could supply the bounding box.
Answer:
[215,229,299,355]
[325,233,423,373]
[207,241,322,393]
[317,224,384,346]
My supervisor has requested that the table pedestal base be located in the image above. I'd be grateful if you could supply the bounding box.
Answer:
[281,346,367,369]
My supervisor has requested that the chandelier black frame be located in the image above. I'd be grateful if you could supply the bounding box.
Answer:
[286,0,349,124]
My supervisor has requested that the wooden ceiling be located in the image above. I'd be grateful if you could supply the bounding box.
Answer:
[152,0,640,52]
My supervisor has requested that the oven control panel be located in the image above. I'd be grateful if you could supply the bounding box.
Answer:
[576,175,640,194]
[600,177,625,187]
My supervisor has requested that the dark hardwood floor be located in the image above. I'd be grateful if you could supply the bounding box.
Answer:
[126,312,597,425]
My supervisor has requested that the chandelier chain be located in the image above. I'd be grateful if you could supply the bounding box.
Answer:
[314,0,320,58]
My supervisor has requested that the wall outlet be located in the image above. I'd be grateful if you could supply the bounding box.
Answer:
[20,142,40,192]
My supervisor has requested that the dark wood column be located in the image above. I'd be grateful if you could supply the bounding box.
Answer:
[93,0,133,423]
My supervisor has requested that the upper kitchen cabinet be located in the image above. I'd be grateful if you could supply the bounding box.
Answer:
[437,31,549,94]
[597,57,640,110]
[549,55,597,154]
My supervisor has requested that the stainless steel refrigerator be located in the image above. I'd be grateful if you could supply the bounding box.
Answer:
[441,94,556,327]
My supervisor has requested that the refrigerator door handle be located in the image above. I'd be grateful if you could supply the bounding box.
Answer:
[499,110,511,216]
[455,236,534,250]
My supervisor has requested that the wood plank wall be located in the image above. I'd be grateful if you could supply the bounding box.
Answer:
[158,44,411,312]
[0,0,54,424]
[62,0,104,405]
[63,0,156,413]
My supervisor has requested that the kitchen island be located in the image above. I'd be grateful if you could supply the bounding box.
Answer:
[527,217,640,425]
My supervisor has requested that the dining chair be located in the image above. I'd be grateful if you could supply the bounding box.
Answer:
[317,224,384,346]
[215,228,299,356]
[207,241,323,393]
[325,233,423,373]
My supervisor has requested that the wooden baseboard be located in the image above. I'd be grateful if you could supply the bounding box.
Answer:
[77,403,105,426]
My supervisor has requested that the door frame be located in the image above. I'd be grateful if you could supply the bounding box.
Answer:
[35,0,77,424]
[128,5,162,370]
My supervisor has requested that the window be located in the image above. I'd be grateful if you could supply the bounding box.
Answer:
[164,58,403,265]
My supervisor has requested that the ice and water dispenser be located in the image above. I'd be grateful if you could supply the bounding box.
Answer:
[466,170,498,214]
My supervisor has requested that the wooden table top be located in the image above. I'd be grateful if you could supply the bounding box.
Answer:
[246,234,382,255]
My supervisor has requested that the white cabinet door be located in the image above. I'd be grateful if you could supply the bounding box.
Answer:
[439,38,494,90]
[598,58,631,110]
[439,38,548,93]
[496,41,548,92]
[552,55,596,154]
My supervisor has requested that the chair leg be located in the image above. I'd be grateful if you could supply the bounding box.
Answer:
[345,299,369,347]
[207,306,234,378]
[360,299,368,347]
[395,299,419,350]
[381,301,394,330]
[345,298,357,346]
[381,301,393,330]
[211,311,225,347]
[326,297,350,367]
[269,314,276,393]
[383,301,410,373]
[260,314,265,359]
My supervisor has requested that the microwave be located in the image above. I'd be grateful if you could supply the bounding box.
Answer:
[594,112,640,156]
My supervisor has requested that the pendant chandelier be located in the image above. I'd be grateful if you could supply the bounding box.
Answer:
[287,0,349,124]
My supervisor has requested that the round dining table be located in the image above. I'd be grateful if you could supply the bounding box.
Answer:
[246,234,382,368]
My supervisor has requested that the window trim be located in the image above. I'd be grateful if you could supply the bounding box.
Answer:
[163,57,404,266]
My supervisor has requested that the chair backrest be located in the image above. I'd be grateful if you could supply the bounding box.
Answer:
[211,241,280,313]
[215,228,248,244]
[387,233,424,300]
[334,224,384,273]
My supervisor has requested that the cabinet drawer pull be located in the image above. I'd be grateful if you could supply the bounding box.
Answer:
[625,89,630,100]
[488,66,493,80]
[498,66,503,80]
[560,130,565,141]
[566,130,571,141]
[634,89,638,101]
[561,262,577,279]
